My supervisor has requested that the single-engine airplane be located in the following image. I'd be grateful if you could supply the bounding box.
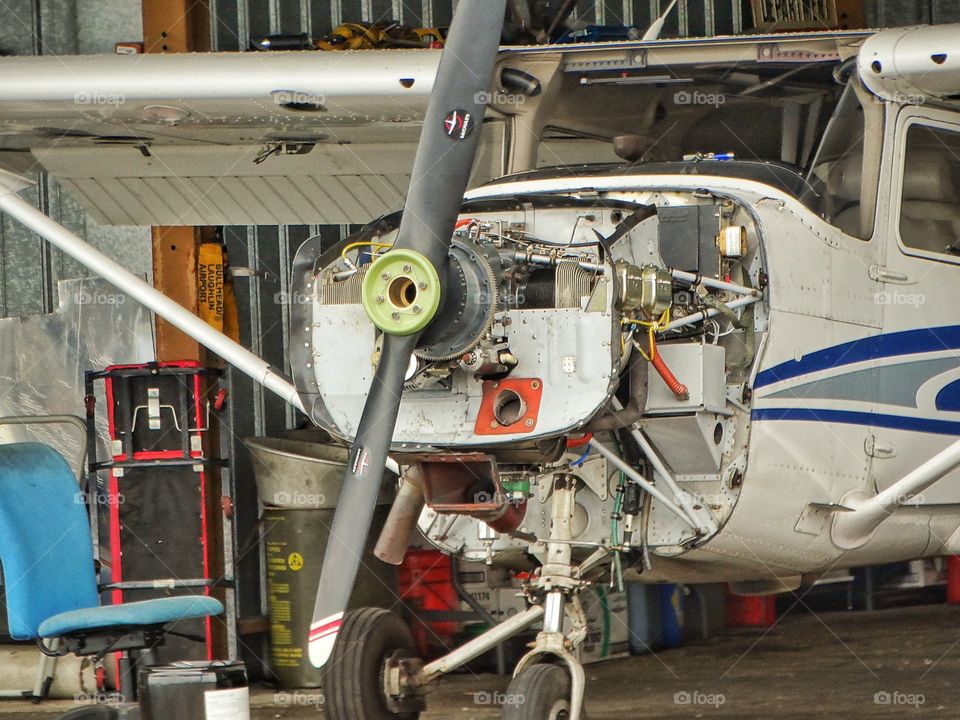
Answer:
[0,6,959,719]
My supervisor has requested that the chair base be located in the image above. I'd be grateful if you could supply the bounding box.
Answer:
[57,626,165,661]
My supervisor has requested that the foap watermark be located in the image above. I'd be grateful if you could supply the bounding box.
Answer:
[273,90,326,108]
[273,290,313,306]
[75,491,125,508]
[674,690,726,708]
[73,289,126,306]
[274,691,325,709]
[674,90,726,108]
[874,690,925,708]
[873,91,926,106]
[273,490,326,506]
[473,691,526,707]
[74,91,125,107]
[475,90,527,107]
[74,691,124,707]
[473,490,526,507]
[874,291,925,307]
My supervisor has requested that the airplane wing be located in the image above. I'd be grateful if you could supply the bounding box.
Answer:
[0,31,871,227]
[0,49,510,226]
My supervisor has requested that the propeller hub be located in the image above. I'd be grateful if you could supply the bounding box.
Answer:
[361,249,442,335]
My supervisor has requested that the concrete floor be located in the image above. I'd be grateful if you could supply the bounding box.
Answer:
[4,603,960,718]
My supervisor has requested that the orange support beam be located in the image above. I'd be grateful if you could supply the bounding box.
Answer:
[142,0,211,54]
[142,0,213,362]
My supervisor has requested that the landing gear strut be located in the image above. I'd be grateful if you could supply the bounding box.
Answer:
[325,471,599,720]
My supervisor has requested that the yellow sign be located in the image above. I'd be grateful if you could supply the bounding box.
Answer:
[198,242,225,332]
[288,552,304,572]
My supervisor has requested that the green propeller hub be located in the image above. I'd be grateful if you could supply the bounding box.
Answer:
[361,249,442,335]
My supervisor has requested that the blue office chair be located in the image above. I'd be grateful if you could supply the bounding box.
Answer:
[0,443,223,700]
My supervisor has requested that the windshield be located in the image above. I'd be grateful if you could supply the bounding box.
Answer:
[802,80,882,239]
[534,62,841,172]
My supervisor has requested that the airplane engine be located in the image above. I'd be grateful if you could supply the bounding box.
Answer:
[291,203,621,447]
[291,191,764,565]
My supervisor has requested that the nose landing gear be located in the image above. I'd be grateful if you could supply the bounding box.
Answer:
[323,471,598,720]
[503,664,579,720]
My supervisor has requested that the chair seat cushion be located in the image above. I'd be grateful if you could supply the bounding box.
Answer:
[38,596,223,638]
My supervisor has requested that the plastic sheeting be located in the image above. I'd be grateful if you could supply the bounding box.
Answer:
[0,277,154,476]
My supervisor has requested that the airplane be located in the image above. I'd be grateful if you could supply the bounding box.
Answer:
[0,4,959,719]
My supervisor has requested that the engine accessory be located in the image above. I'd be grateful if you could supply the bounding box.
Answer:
[718,225,748,258]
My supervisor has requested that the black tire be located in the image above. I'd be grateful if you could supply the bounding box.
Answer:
[502,664,584,720]
[323,608,421,720]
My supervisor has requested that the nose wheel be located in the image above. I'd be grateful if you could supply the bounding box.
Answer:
[322,608,425,720]
[502,664,586,720]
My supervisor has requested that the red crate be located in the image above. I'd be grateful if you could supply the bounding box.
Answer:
[725,592,776,628]
[398,550,460,658]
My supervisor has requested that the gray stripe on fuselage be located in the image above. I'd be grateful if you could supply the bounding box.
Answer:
[763,357,960,407]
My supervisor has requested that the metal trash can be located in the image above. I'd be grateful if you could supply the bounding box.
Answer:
[139,660,248,720]
[246,437,397,689]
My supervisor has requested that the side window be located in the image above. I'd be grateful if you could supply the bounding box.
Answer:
[899,123,960,257]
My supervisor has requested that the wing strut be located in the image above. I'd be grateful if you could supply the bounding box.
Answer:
[0,171,304,413]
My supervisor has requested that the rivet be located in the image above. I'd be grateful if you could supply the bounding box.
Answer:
[381,272,391,280]
[412,305,422,314]
[525,419,534,427]
[419,282,428,290]
[490,421,499,428]
[376,295,385,303]
[402,264,412,273]
[392,312,401,321]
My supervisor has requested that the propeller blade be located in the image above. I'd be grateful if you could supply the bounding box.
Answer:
[391,0,508,263]
[309,0,507,669]
[308,333,416,667]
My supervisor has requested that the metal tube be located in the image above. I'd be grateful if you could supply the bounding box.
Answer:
[543,591,564,634]
[833,438,960,549]
[0,186,305,414]
[663,295,760,332]
[420,604,545,681]
[670,269,759,296]
[610,400,717,535]
[588,439,695,528]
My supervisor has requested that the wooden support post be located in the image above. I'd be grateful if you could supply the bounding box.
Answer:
[151,226,203,361]
[142,0,212,54]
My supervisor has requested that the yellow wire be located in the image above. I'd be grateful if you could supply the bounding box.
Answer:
[624,306,671,362]
[340,241,392,261]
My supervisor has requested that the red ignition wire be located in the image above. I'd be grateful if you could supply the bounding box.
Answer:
[566,433,593,448]
[650,337,689,400]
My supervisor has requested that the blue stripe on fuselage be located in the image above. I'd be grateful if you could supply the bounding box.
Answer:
[751,407,960,436]
[754,325,960,389]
